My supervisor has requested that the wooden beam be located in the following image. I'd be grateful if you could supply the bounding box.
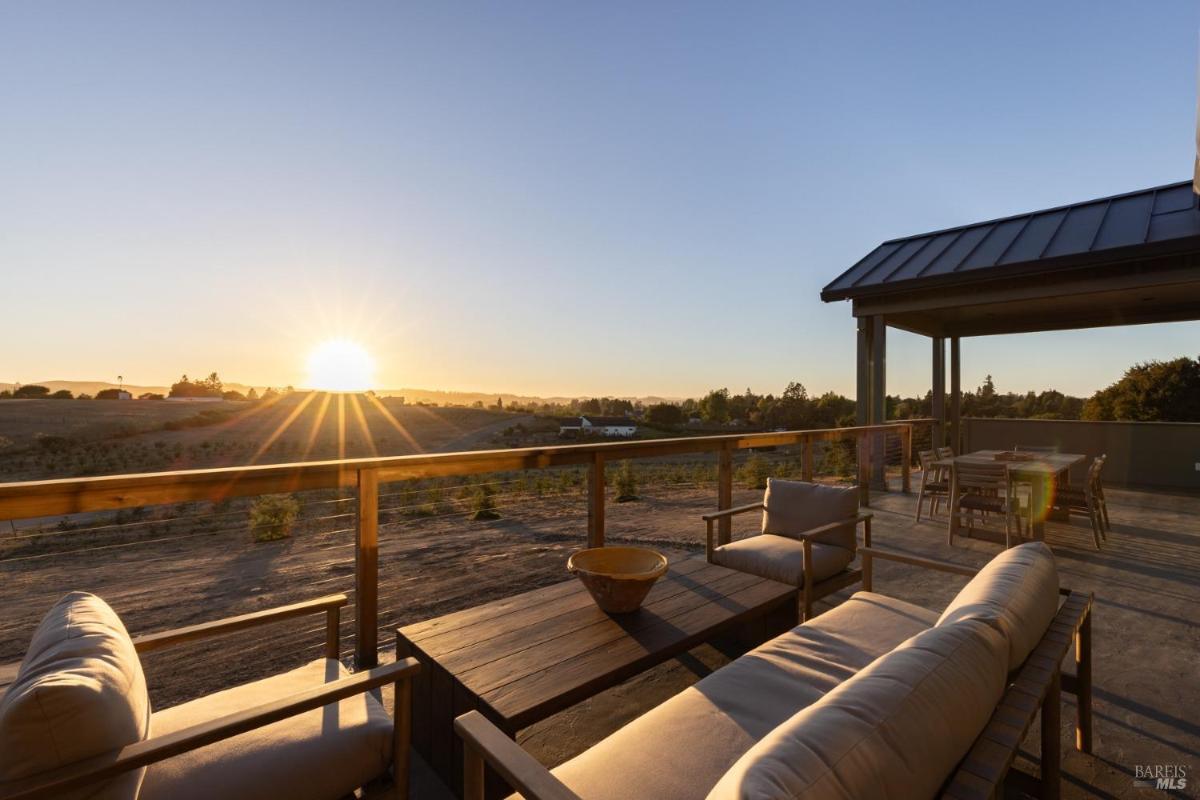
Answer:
[932,336,946,448]
[870,316,886,490]
[717,445,733,544]
[856,317,871,426]
[587,454,605,548]
[0,422,935,521]
[950,337,962,453]
[356,468,380,669]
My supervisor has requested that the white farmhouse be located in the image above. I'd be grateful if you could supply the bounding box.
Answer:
[580,415,637,437]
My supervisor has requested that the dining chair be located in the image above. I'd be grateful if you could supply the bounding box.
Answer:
[1055,455,1107,549]
[948,461,1026,549]
[915,449,948,521]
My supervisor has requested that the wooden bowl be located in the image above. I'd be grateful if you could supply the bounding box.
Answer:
[567,546,668,614]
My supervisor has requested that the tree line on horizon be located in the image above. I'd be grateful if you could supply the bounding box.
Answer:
[502,357,1200,427]
[4,357,1200,424]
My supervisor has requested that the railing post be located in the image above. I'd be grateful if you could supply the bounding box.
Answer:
[801,436,814,482]
[587,453,605,548]
[857,433,871,507]
[901,424,912,493]
[355,467,379,669]
[718,444,733,545]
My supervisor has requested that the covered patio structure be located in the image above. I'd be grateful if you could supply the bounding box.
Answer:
[822,179,1200,484]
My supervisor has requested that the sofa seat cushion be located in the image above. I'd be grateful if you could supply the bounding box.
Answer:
[0,592,150,800]
[937,541,1059,670]
[140,658,391,800]
[707,620,1008,800]
[712,536,854,587]
[544,592,937,800]
[762,479,859,551]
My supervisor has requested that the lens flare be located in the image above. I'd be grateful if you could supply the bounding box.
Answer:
[305,339,375,393]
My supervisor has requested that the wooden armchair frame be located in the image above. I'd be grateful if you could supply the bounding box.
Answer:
[860,546,1093,800]
[701,504,872,620]
[0,594,420,800]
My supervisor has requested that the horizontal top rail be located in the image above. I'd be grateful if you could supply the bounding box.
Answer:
[0,420,932,521]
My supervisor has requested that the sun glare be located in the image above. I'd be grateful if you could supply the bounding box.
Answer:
[305,339,375,393]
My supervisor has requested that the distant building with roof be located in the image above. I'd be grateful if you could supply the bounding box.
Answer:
[558,415,638,438]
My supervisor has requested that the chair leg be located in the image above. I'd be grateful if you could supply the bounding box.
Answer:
[1088,504,1102,551]
[1099,490,1111,534]
[916,486,925,521]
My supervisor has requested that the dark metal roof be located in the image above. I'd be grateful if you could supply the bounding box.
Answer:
[822,180,1200,302]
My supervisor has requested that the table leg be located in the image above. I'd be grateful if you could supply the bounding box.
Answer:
[1031,475,1046,540]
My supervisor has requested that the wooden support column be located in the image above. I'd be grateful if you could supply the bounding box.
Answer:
[856,317,871,426]
[950,337,962,453]
[1041,666,1062,800]
[587,453,605,548]
[355,468,379,669]
[717,445,733,544]
[870,315,886,490]
[1075,613,1093,754]
[931,337,946,448]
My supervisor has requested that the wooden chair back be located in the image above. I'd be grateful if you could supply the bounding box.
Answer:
[936,446,955,460]
[952,460,1010,494]
[1087,455,1106,492]
[917,449,938,473]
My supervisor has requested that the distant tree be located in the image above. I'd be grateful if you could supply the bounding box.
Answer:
[95,388,125,399]
[246,387,259,400]
[169,373,223,398]
[261,387,280,400]
[138,392,164,400]
[0,390,11,399]
[1083,357,1200,422]
[699,388,730,423]
[645,402,684,427]
[579,398,602,414]
[49,389,73,399]
[76,393,93,400]
[222,389,246,401]
[14,385,49,398]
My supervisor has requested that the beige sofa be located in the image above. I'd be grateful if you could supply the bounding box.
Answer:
[0,593,419,800]
[455,542,1094,800]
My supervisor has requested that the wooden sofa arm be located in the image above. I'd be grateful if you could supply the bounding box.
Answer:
[858,546,978,592]
[0,657,421,800]
[793,512,873,545]
[133,594,347,658]
[455,711,580,800]
[702,503,763,559]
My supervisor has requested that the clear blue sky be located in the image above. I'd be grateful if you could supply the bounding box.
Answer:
[3,1,1198,399]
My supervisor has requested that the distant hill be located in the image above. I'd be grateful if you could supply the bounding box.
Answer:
[27,380,682,406]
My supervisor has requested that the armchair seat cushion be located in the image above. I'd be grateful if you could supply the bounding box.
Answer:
[712,535,854,587]
[0,592,150,800]
[543,592,937,800]
[140,658,392,800]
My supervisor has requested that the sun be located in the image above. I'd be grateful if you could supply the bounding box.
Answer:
[305,339,375,393]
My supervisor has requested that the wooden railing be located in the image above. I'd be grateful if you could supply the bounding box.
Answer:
[0,420,931,668]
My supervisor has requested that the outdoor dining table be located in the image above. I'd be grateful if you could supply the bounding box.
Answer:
[934,449,1087,540]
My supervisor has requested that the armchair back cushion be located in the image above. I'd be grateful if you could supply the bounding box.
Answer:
[706,619,1007,800]
[761,479,858,552]
[0,592,150,799]
[936,541,1059,670]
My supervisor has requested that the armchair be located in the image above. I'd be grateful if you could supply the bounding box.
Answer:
[0,592,419,800]
[701,479,872,620]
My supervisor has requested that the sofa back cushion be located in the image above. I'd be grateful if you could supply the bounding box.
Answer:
[761,479,858,552]
[936,541,1059,671]
[0,592,151,799]
[706,620,1007,800]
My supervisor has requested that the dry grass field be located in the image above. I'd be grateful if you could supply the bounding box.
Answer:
[0,394,520,482]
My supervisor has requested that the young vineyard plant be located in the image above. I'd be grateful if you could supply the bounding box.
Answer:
[614,460,639,502]
[249,493,301,542]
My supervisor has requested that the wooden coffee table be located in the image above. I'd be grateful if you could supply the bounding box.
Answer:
[396,556,797,797]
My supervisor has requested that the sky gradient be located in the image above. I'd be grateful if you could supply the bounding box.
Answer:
[3,2,1199,400]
